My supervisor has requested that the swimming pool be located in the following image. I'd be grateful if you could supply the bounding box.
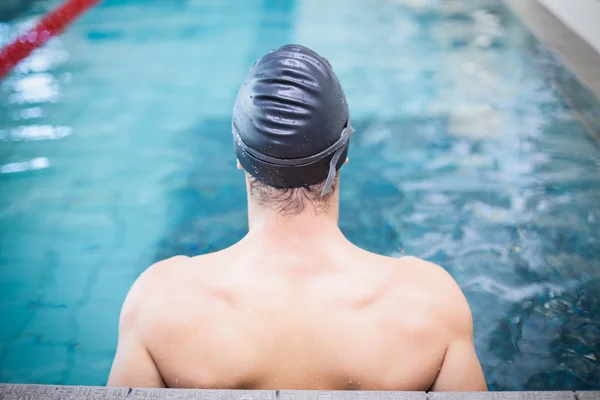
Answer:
[1,0,599,391]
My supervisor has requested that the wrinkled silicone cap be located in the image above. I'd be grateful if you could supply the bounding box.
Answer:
[232,44,352,196]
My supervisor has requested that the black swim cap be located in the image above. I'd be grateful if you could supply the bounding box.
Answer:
[232,44,353,196]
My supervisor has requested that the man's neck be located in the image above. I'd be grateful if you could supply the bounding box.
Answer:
[247,203,341,238]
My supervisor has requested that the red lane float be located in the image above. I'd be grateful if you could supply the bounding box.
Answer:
[0,0,103,79]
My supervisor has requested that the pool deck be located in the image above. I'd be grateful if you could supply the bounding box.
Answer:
[0,385,598,400]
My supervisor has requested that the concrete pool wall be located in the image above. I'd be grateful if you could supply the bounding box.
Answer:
[506,0,600,141]
[0,385,599,400]
[539,0,600,56]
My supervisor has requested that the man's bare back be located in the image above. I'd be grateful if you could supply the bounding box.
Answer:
[108,224,486,391]
[108,44,485,391]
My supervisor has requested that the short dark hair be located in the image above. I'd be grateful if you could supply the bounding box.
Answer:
[248,173,339,216]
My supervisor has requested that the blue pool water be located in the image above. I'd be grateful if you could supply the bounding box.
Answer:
[1,0,600,391]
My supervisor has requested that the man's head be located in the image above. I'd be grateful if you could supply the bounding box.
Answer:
[232,44,352,216]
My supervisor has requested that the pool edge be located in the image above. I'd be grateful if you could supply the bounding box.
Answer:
[505,0,600,99]
[0,385,598,399]
[505,0,600,142]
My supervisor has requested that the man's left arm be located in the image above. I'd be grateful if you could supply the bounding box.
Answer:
[403,257,487,391]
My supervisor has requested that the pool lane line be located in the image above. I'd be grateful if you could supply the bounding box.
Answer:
[0,0,103,80]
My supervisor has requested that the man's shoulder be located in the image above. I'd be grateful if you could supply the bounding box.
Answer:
[392,256,474,334]
[398,256,461,290]
[120,257,187,313]
[120,255,212,328]
[132,256,191,294]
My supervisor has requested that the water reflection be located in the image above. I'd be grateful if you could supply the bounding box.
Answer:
[14,40,69,75]
[8,73,60,104]
[1,9,71,182]
[14,106,44,120]
[0,157,50,174]
[0,125,71,141]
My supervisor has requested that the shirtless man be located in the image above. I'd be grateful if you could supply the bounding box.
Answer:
[107,45,487,391]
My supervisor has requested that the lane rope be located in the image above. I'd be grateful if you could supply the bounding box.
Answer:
[0,0,103,79]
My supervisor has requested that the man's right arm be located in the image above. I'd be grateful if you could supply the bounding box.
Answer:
[108,257,187,388]
[107,262,166,388]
